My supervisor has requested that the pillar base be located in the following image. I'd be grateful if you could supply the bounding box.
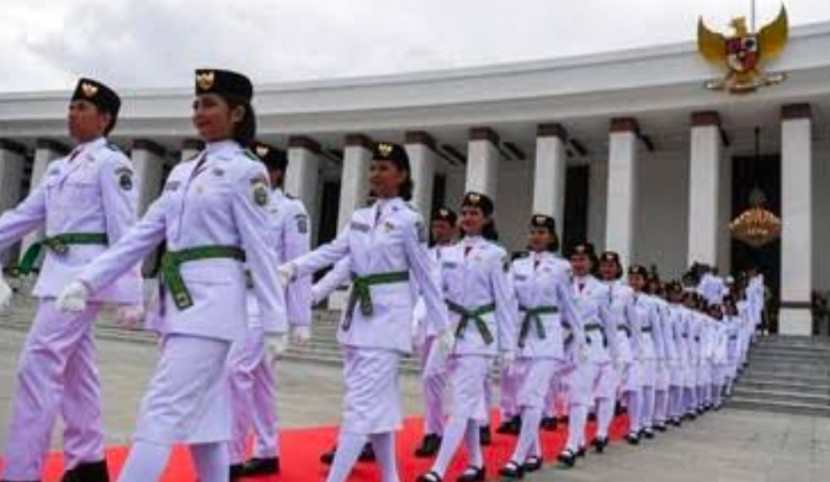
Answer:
[778,307,812,336]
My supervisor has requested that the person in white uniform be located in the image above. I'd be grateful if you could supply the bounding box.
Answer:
[55,69,288,482]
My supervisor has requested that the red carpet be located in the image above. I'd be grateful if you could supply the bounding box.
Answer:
[0,413,629,481]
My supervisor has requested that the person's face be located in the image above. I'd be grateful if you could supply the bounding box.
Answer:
[570,253,592,277]
[369,159,406,199]
[67,100,110,142]
[683,294,696,308]
[598,260,619,281]
[628,273,646,291]
[269,169,284,189]
[192,93,243,142]
[527,227,552,252]
[460,205,487,236]
[431,219,455,245]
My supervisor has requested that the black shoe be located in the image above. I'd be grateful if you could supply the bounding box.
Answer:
[592,436,609,453]
[359,442,376,462]
[456,465,485,482]
[415,433,442,458]
[614,401,627,416]
[587,412,597,422]
[643,428,655,439]
[626,432,640,445]
[654,423,667,432]
[558,449,576,468]
[669,417,682,427]
[241,457,280,476]
[577,445,587,458]
[498,460,525,479]
[416,470,443,482]
[479,425,491,446]
[496,414,522,435]
[540,416,558,431]
[320,445,337,465]
[523,455,543,473]
[229,463,244,480]
[62,460,109,482]
[685,412,697,421]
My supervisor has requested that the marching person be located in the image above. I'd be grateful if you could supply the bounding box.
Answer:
[228,142,312,479]
[627,265,661,442]
[416,192,517,482]
[597,252,643,444]
[645,275,671,432]
[0,78,142,482]
[279,142,449,482]
[665,281,689,427]
[55,69,288,482]
[413,207,458,458]
[498,215,582,478]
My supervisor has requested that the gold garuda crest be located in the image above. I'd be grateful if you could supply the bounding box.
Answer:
[698,5,788,94]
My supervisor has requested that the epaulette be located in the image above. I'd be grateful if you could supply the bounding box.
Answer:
[105,142,122,152]
[511,251,530,261]
[243,149,259,161]
[185,150,203,162]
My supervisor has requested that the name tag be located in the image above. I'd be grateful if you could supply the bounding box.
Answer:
[165,181,181,192]
[514,274,528,281]
[441,261,458,270]
[350,222,370,233]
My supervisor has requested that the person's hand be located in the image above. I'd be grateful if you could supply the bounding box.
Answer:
[0,274,12,311]
[57,281,90,313]
[116,305,145,329]
[265,332,289,366]
[277,263,296,286]
[437,328,455,355]
[291,325,311,345]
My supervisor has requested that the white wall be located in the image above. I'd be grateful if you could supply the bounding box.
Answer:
[813,141,830,293]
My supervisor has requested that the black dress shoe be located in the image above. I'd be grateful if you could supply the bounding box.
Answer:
[229,463,244,480]
[498,460,525,479]
[643,428,655,439]
[416,470,443,482]
[456,465,485,482]
[321,442,375,465]
[626,431,640,445]
[587,412,597,422]
[479,425,491,446]
[592,436,609,453]
[320,445,337,465]
[497,415,522,435]
[415,433,442,458]
[654,423,667,432]
[523,455,543,472]
[558,449,576,468]
[540,416,558,431]
[62,460,109,482]
[241,457,280,476]
[496,419,514,434]
[614,401,627,416]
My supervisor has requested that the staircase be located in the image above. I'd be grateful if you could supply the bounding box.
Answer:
[729,336,830,417]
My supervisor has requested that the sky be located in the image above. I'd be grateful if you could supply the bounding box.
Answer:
[1,0,829,92]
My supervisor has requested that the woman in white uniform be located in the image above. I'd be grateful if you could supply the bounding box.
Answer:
[627,265,661,442]
[498,215,583,479]
[280,142,449,482]
[417,192,517,482]
[56,69,287,482]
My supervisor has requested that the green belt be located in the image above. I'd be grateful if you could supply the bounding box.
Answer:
[617,324,632,337]
[160,245,246,310]
[344,271,410,330]
[561,320,574,345]
[19,232,108,274]
[518,305,558,348]
[447,300,495,345]
[641,325,653,334]
[585,322,607,347]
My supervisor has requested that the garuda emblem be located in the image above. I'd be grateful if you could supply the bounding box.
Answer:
[698,5,788,94]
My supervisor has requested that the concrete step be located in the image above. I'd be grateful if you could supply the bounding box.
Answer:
[732,387,830,406]
[741,361,830,374]
[739,369,830,386]
[739,379,830,395]
[727,396,830,417]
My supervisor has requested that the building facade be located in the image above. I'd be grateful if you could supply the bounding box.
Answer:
[1,21,829,335]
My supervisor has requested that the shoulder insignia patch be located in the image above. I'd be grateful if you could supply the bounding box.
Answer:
[243,150,258,161]
[106,142,122,152]
[295,213,309,234]
[165,180,181,192]
[116,166,133,191]
[250,175,269,207]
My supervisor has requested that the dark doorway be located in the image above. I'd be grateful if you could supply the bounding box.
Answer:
[731,154,781,332]
[317,181,341,247]
[563,165,590,252]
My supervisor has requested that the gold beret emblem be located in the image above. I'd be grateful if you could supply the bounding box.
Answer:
[378,143,393,157]
[196,71,215,91]
[256,145,269,158]
[81,82,98,98]
[468,193,480,204]
[535,215,546,224]
[439,209,448,217]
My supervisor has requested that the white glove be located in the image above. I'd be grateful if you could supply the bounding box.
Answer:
[437,328,455,355]
[57,281,90,313]
[501,351,517,377]
[265,332,289,366]
[116,305,145,330]
[277,263,296,286]
[310,286,323,306]
[291,325,311,345]
[0,274,12,311]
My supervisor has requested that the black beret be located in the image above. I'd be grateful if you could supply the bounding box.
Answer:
[251,141,288,171]
[432,207,457,225]
[195,69,253,102]
[71,78,120,117]
[600,251,621,265]
[628,264,648,277]
[530,214,556,233]
[462,191,494,216]
[371,142,410,172]
[567,242,597,259]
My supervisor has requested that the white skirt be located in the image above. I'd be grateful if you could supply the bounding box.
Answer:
[516,358,558,410]
[134,334,232,444]
[591,362,618,400]
[617,360,642,394]
[341,347,402,434]
[447,355,492,423]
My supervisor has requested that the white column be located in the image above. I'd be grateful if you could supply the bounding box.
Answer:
[0,140,27,268]
[533,124,568,241]
[604,118,639,266]
[404,131,437,216]
[337,134,373,231]
[20,139,69,263]
[287,135,322,242]
[465,127,500,199]
[779,104,813,335]
[131,139,167,215]
[687,111,722,268]
[180,138,204,163]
